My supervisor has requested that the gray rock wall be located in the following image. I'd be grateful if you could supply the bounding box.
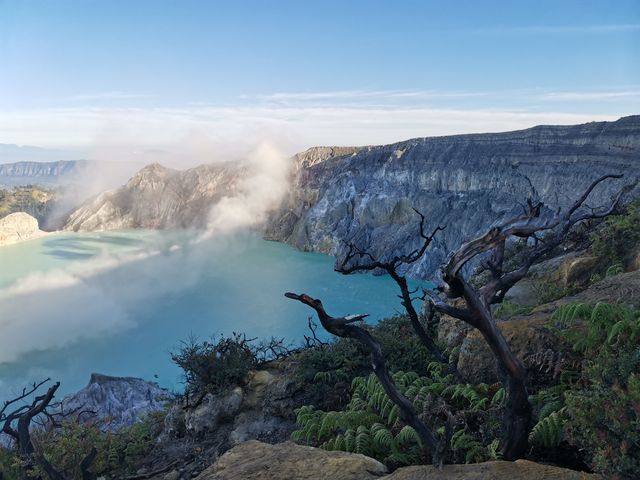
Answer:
[265,115,640,279]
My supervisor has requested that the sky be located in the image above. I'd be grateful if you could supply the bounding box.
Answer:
[0,0,639,162]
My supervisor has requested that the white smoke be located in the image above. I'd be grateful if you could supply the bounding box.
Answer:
[205,141,291,235]
[0,140,293,365]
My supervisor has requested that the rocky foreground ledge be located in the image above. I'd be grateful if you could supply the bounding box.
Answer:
[191,440,601,480]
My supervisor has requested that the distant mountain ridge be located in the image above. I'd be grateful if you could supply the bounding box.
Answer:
[64,115,640,278]
[0,160,86,187]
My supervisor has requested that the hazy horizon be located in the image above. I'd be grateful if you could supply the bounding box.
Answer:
[1,0,639,167]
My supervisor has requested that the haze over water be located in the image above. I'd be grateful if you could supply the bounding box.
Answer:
[0,231,412,396]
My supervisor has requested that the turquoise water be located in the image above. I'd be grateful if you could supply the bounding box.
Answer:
[0,231,416,396]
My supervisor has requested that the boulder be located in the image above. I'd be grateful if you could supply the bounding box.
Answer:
[560,255,600,287]
[630,249,640,272]
[0,212,47,246]
[194,440,388,480]
[385,459,601,479]
[184,388,243,437]
[457,316,565,384]
[436,314,471,348]
[225,365,301,446]
[194,441,601,480]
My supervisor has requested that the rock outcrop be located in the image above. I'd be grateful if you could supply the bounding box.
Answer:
[266,115,640,278]
[60,373,172,430]
[192,440,600,480]
[453,269,640,383]
[153,361,307,477]
[194,440,388,480]
[0,212,47,246]
[64,162,246,231]
[383,459,601,479]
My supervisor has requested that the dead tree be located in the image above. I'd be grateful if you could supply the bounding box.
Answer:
[0,380,98,480]
[0,379,60,456]
[284,292,446,465]
[335,210,448,363]
[423,173,635,460]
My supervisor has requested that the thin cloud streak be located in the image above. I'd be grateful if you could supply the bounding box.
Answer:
[65,91,154,102]
[469,24,640,35]
[538,90,640,101]
[0,105,622,157]
[253,90,489,103]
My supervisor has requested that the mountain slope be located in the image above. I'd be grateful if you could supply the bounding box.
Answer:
[265,115,640,278]
[60,373,171,430]
[63,116,639,278]
[64,162,246,231]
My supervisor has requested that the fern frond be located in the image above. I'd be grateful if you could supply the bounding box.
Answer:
[372,425,394,450]
[491,387,505,406]
[395,425,420,446]
[529,408,566,448]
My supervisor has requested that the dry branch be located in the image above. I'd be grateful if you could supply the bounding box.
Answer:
[285,292,446,465]
[335,209,448,363]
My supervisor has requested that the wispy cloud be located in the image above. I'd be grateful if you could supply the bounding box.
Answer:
[1,86,637,158]
[0,105,622,159]
[65,91,154,102]
[470,24,640,35]
[538,90,640,101]
[251,89,489,107]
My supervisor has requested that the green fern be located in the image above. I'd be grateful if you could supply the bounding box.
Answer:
[292,371,499,465]
[605,263,624,277]
[552,303,639,354]
[355,425,371,454]
[395,425,420,446]
[491,387,505,406]
[529,408,566,448]
[451,429,489,463]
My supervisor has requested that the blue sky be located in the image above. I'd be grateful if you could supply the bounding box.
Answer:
[0,0,638,159]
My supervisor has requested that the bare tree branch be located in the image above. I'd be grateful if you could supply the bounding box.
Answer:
[427,173,635,460]
[285,292,445,465]
[335,209,448,363]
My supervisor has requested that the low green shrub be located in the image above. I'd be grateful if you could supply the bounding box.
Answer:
[532,278,576,305]
[0,448,21,480]
[171,333,258,396]
[30,410,166,479]
[494,301,533,319]
[605,263,624,277]
[531,302,640,478]
[591,199,640,267]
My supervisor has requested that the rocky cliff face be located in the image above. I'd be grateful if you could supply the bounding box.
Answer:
[63,116,640,278]
[60,373,172,429]
[265,115,640,278]
[65,162,246,231]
